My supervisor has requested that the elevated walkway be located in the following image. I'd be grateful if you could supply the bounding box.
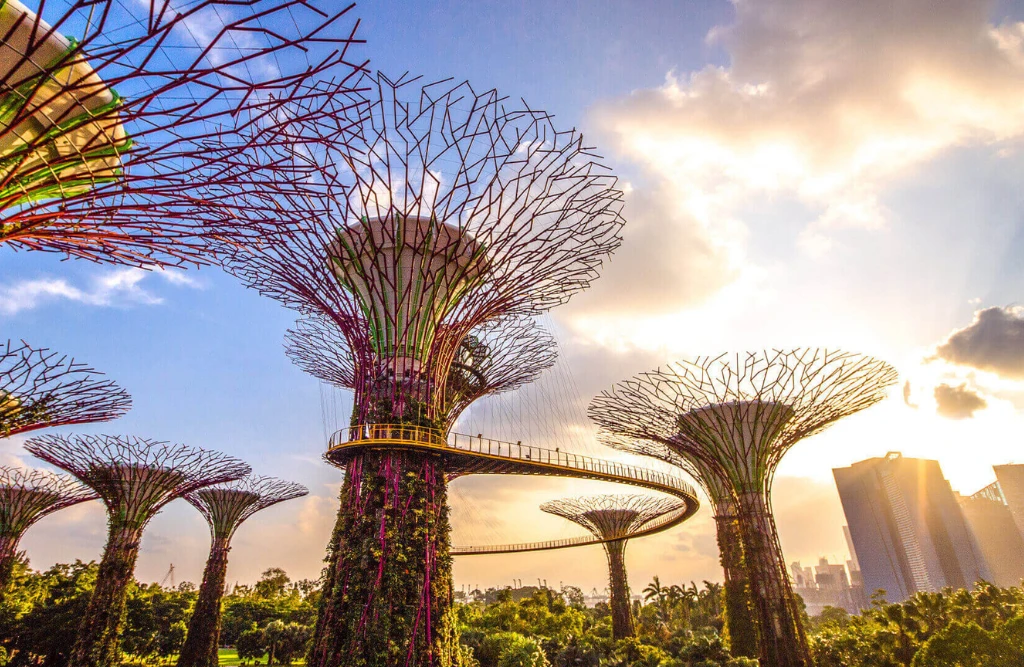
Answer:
[327,424,700,555]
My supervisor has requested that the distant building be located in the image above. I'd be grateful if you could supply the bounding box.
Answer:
[833,452,985,603]
[994,464,1024,539]
[956,484,1024,588]
[790,557,867,615]
[843,525,864,590]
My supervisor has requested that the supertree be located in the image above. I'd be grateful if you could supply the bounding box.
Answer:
[224,72,625,666]
[177,475,308,667]
[540,494,687,639]
[598,432,757,657]
[285,314,558,432]
[24,434,250,667]
[588,349,898,667]
[0,466,96,590]
[0,0,364,267]
[0,339,130,437]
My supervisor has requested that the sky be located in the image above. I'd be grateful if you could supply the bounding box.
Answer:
[4,0,1024,595]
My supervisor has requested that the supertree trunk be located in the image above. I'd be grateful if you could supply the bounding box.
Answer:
[178,537,231,667]
[713,506,758,658]
[71,523,144,667]
[735,492,811,667]
[604,539,634,639]
[0,533,19,592]
[309,449,456,667]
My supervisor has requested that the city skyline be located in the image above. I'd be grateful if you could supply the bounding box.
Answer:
[5,0,1024,596]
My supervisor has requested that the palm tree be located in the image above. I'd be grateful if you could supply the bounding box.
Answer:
[643,576,665,604]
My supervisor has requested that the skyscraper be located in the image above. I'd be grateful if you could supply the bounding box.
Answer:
[993,464,1024,539]
[956,483,1024,588]
[833,452,985,603]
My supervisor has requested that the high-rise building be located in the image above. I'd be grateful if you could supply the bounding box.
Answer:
[790,557,867,615]
[993,464,1024,539]
[956,483,1024,588]
[833,452,985,603]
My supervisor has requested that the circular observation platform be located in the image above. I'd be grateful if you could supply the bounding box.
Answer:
[327,424,701,555]
[0,0,130,208]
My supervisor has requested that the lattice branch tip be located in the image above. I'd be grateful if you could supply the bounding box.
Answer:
[24,434,250,530]
[0,465,97,538]
[589,349,898,495]
[541,494,687,542]
[184,475,308,542]
[0,0,365,267]
[225,71,624,414]
[285,314,558,429]
[1,339,131,437]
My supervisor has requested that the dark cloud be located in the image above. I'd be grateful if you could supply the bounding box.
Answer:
[933,382,988,420]
[934,306,1024,378]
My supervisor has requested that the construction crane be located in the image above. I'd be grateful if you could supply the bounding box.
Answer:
[160,564,175,589]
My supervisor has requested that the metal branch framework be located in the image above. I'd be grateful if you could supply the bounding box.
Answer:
[285,314,558,431]
[222,71,624,667]
[178,476,307,667]
[541,494,685,639]
[225,71,625,420]
[185,475,308,543]
[0,339,130,437]
[23,434,250,667]
[0,465,96,590]
[589,349,898,667]
[0,0,365,267]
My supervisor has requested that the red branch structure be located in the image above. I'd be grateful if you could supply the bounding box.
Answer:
[178,476,308,667]
[0,0,364,267]
[0,339,130,437]
[223,72,624,667]
[589,349,898,667]
[541,494,686,640]
[0,465,96,591]
[285,314,558,432]
[24,434,250,667]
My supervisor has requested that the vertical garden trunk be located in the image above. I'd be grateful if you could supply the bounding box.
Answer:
[308,448,456,667]
[735,492,811,667]
[604,539,634,639]
[0,533,21,594]
[71,523,143,667]
[177,537,231,667]
[713,504,757,658]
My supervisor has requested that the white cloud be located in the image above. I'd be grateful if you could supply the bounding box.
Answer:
[0,266,202,315]
[592,0,1024,260]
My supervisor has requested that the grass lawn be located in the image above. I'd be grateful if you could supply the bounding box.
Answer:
[217,648,305,665]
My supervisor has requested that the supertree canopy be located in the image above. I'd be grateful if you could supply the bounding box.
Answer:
[588,349,898,667]
[178,476,308,667]
[541,494,686,639]
[0,0,363,267]
[24,434,250,667]
[0,466,96,590]
[285,313,558,432]
[224,72,625,667]
[0,339,130,437]
[598,432,757,657]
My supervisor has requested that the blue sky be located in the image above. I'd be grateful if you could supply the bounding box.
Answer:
[6,0,1024,593]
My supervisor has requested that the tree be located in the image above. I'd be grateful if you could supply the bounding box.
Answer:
[911,621,1014,667]
[256,569,291,600]
[496,635,549,667]
[263,620,311,665]
[236,626,267,663]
